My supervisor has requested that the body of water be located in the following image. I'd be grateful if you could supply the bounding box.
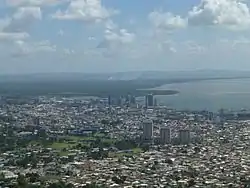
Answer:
[155,79,250,111]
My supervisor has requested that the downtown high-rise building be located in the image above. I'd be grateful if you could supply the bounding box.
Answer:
[179,129,191,145]
[160,127,171,144]
[145,94,154,108]
[108,95,111,106]
[143,120,153,140]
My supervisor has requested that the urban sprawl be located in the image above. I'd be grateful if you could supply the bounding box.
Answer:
[0,94,249,188]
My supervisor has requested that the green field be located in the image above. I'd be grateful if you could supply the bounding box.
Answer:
[45,135,116,156]
[49,142,76,150]
[132,148,143,153]
[68,136,95,141]
[28,134,140,158]
[58,151,70,156]
[67,135,115,144]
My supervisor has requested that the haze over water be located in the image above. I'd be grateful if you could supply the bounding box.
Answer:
[155,79,250,111]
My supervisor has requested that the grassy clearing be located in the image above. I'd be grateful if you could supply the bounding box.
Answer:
[67,135,115,144]
[132,147,143,153]
[49,142,76,150]
[59,151,70,156]
[94,133,106,137]
[108,152,133,158]
[67,136,96,141]
[102,138,115,144]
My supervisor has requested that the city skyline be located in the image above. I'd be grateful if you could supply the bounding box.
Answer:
[1,0,250,73]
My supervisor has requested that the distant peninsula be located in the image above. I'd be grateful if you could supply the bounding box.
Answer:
[2,70,250,97]
[0,79,179,97]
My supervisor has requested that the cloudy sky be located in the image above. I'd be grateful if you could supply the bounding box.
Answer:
[1,0,250,74]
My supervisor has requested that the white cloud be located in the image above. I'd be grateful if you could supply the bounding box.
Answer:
[52,0,117,23]
[4,6,42,32]
[0,8,38,44]
[13,7,42,20]
[5,0,68,7]
[105,29,135,44]
[169,47,177,53]
[148,0,250,31]
[34,40,57,51]
[12,39,56,56]
[88,36,96,41]
[149,11,187,30]
[232,37,250,48]
[157,40,177,53]
[184,41,207,54]
[64,48,75,55]
[188,0,250,29]
[98,28,135,49]
[105,20,118,30]
[216,37,250,51]
[0,32,29,41]
[0,16,31,43]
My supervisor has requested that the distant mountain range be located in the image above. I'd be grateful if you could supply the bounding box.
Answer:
[0,69,250,82]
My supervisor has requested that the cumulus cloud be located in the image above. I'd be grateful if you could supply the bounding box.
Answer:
[88,36,96,41]
[0,32,29,41]
[13,7,42,20]
[98,28,135,49]
[52,0,117,23]
[105,29,135,44]
[64,48,75,55]
[4,6,42,32]
[157,40,177,53]
[184,41,207,54]
[149,0,250,31]
[12,40,56,57]
[105,20,118,30]
[149,11,187,30]
[0,13,32,43]
[232,37,250,48]
[188,0,250,29]
[5,0,68,7]
[216,37,250,51]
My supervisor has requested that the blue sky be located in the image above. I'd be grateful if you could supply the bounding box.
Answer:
[1,0,250,74]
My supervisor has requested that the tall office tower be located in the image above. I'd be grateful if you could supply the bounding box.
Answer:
[219,108,224,117]
[117,96,123,106]
[154,98,157,107]
[208,112,214,121]
[179,129,191,144]
[108,95,111,106]
[160,127,171,144]
[143,120,153,140]
[218,108,226,123]
[125,95,130,104]
[147,94,154,107]
[130,95,136,104]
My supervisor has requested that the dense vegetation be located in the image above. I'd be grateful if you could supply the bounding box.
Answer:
[0,79,178,97]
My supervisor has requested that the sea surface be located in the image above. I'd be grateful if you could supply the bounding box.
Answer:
[154,78,250,111]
